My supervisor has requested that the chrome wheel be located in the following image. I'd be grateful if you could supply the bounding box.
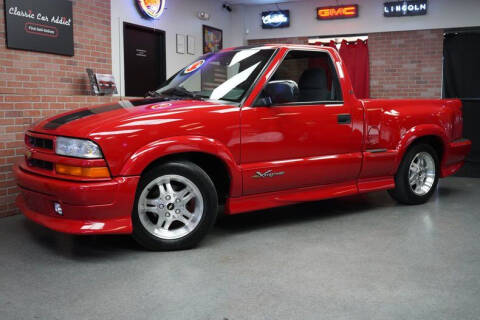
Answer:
[408,152,436,196]
[138,174,204,240]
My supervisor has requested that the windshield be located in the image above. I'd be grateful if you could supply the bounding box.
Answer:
[155,48,275,102]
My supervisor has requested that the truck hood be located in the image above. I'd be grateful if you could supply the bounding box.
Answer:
[31,97,234,138]
[29,97,241,176]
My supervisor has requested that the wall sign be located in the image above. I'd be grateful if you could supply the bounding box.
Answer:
[261,10,290,29]
[317,4,358,20]
[384,1,427,17]
[137,0,166,19]
[4,0,74,56]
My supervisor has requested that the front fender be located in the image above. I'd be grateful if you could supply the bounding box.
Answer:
[395,124,448,168]
[119,136,242,196]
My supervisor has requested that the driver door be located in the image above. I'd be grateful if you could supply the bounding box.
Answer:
[240,49,362,195]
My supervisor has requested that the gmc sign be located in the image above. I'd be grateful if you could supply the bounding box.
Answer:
[316,4,359,20]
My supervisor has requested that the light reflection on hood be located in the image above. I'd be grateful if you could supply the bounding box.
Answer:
[118,119,180,127]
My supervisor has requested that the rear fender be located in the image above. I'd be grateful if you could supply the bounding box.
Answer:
[395,124,448,169]
[119,136,242,196]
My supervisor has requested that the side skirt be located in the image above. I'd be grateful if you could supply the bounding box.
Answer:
[226,177,395,215]
[357,176,395,193]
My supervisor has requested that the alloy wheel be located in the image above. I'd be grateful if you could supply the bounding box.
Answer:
[408,151,436,196]
[137,174,204,240]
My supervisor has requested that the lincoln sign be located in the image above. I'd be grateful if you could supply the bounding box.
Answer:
[384,1,428,17]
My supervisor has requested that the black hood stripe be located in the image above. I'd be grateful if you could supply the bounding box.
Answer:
[43,104,123,130]
[42,97,168,130]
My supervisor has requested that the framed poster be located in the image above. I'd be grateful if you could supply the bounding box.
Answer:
[203,25,222,54]
[86,69,100,96]
[86,69,118,96]
[187,35,195,55]
[95,73,118,95]
[176,34,185,54]
[4,0,74,56]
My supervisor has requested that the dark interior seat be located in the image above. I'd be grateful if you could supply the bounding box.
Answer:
[298,68,330,101]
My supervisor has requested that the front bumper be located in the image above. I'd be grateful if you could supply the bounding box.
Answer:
[15,164,139,235]
[441,138,472,177]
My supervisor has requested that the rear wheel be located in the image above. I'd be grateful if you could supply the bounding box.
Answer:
[388,144,439,205]
[132,161,218,250]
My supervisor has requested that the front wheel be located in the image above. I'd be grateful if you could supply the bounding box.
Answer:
[388,144,439,205]
[132,161,218,250]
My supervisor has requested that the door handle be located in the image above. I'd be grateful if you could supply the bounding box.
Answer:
[337,114,351,124]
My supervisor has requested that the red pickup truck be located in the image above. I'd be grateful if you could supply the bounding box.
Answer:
[15,45,471,250]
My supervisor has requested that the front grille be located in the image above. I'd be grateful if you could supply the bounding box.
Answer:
[27,158,54,171]
[27,135,53,150]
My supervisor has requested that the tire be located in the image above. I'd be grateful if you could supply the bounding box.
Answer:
[132,161,218,250]
[388,143,439,205]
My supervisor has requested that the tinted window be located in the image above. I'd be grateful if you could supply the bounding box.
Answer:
[156,49,275,102]
[268,50,342,103]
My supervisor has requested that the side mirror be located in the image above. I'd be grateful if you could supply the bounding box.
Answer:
[255,80,299,106]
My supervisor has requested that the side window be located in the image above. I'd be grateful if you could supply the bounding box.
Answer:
[262,50,342,104]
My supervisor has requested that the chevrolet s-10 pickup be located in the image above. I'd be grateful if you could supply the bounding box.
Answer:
[15,45,471,250]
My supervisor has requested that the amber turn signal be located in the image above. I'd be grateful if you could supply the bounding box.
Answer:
[55,164,110,178]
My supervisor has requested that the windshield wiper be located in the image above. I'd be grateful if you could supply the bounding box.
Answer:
[145,90,162,98]
[161,87,205,100]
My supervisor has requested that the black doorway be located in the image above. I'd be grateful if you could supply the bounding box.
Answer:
[123,22,166,97]
[443,31,480,177]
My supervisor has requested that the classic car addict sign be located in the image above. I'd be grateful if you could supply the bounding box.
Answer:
[317,4,358,20]
[384,1,428,17]
[261,10,290,29]
[4,0,74,56]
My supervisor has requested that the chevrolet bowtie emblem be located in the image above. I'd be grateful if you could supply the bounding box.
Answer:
[25,150,32,159]
[252,170,285,179]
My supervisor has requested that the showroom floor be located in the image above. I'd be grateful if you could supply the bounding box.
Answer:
[1,177,479,320]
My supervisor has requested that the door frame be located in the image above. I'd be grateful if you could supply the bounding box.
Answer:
[442,27,480,177]
[122,22,166,97]
[442,26,480,98]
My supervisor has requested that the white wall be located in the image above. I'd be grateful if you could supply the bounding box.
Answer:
[111,0,239,96]
[237,0,480,41]
[111,0,480,96]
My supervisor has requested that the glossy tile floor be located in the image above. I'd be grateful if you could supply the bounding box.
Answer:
[1,177,479,320]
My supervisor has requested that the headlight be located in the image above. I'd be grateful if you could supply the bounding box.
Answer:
[55,137,103,159]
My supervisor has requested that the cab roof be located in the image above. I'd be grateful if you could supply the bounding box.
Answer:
[223,44,337,53]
